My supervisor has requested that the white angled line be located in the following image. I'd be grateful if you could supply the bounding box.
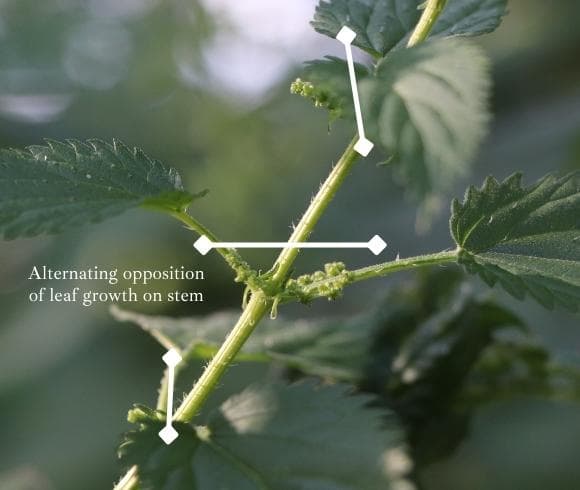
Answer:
[336,26,374,157]
[158,349,182,445]
[194,235,387,256]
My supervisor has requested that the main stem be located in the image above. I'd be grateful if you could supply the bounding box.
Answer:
[117,3,449,485]
[115,135,361,490]
[407,0,448,47]
[174,136,360,422]
[174,292,269,420]
[270,137,359,284]
[172,0,451,421]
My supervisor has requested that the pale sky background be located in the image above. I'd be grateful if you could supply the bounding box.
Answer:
[0,0,348,122]
[189,0,344,103]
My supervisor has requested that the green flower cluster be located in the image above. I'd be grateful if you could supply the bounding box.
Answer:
[285,262,353,302]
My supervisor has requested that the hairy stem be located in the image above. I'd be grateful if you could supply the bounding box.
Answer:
[407,0,448,47]
[174,291,270,421]
[113,465,138,490]
[170,210,253,279]
[114,137,361,487]
[285,250,458,302]
[270,136,359,284]
[347,249,457,281]
[174,137,360,421]
[116,5,450,485]
[156,368,170,412]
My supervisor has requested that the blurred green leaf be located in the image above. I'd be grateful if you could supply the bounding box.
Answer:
[451,172,580,312]
[311,0,508,59]
[462,339,580,405]
[0,140,202,240]
[361,268,580,465]
[367,39,491,199]
[0,467,53,490]
[294,40,491,200]
[111,306,373,381]
[362,269,522,463]
[384,300,524,411]
[119,382,407,490]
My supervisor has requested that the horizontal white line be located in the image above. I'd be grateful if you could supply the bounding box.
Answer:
[213,242,369,249]
[194,235,387,256]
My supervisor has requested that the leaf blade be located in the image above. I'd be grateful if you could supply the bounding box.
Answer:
[311,0,508,58]
[110,306,373,382]
[119,383,407,490]
[0,139,200,239]
[370,39,491,198]
[293,39,492,200]
[451,172,580,311]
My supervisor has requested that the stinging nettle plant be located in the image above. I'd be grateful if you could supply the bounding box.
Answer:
[1,1,579,488]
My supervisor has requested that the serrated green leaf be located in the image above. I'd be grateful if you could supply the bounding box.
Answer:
[451,172,580,311]
[110,305,373,382]
[119,382,407,490]
[0,139,202,239]
[368,39,490,198]
[312,0,507,58]
[430,0,508,39]
[294,40,491,199]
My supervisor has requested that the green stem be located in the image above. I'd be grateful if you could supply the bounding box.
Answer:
[407,0,448,47]
[156,368,170,412]
[113,465,138,490]
[174,137,360,421]
[116,4,450,485]
[174,292,270,421]
[114,138,361,486]
[271,136,359,285]
[287,250,458,302]
[348,250,457,281]
[170,210,253,280]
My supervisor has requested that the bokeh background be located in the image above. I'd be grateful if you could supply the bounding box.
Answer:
[0,0,579,488]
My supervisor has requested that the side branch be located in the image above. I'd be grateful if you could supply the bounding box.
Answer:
[283,250,458,303]
[169,210,255,282]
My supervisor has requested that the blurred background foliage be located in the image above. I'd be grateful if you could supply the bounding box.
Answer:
[0,0,579,489]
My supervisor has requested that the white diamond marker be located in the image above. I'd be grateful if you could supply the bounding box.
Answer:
[194,235,213,256]
[368,235,387,256]
[193,235,387,255]
[336,26,357,45]
[159,425,179,445]
[354,137,374,157]
[159,348,182,445]
[336,26,374,157]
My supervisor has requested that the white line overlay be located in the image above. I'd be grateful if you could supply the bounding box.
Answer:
[158,349,182,445]
[336,26,374,157]
[194,235,387,256]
